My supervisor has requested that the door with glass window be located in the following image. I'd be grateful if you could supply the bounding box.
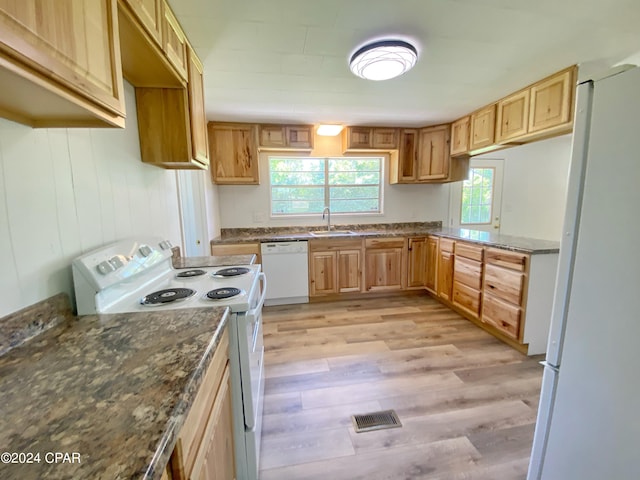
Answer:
[449,159,504,232]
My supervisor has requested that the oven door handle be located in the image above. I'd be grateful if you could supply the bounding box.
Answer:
[247,272,267,317]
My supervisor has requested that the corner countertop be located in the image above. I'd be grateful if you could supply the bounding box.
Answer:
[173,254,256,269]
[0,305,229,480]
[209,222,559,255]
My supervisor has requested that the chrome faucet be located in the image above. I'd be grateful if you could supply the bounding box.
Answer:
[322,206,331,231]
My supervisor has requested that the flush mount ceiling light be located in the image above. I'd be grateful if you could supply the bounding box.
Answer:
[317,124,344,136]
[349,40,418,81]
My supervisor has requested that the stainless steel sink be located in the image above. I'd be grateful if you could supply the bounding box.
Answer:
[309,230,356,237]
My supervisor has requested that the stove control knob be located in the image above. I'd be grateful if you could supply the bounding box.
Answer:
[138,245,152,257]
[109,255,126,269]
[96,260,116,275]
[159,240,173,250]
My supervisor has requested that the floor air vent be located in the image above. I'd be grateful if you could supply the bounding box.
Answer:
[351,409,402,433]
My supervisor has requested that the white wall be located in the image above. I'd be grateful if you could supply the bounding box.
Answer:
[216,134,450,228]
[0,83,182,318]
[477,135,572,241]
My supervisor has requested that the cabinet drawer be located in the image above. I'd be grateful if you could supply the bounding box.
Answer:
[177,328,229,476]
[453,257,482,289]
[484,264,524,305]
[482,293,522,340]
[365,237,405,249]
[455,242,483,261]
[309,238,362,252]
[439,238,454,253]
[452,281,481,317]
[485,248,528,271]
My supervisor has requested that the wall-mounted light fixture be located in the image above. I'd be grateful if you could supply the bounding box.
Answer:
[317,124,344,136]
[349,39,418,81]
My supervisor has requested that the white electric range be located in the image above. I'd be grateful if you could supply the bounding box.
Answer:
[71,237,266,480]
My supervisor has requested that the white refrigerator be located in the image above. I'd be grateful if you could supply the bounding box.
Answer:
[527,65,640,480]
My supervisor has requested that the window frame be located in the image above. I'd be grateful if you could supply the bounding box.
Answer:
[268,155,385,217]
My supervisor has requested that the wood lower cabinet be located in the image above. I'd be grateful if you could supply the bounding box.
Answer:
[452,242,484,319]
[210,243,261,265]
[364,238,406,291]
[0,0,126,127]
[209,123,260,184]
[437,238,454,301]
[170,329,235,480]
[407,237,427,288]
[309,239,362,296]
[425,236,439,294]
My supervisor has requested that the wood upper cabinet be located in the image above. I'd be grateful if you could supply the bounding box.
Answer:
[162,0,188,81]
[416,125,450,180]
[365,238,406,291]
[135,46,208,169]
[343,127,399,151]
[187,47,209,167]
[425,236,439,294]
[395,129,419,182]
[259,124,314,150]
[0,0,126,127]
[496,88,530,142]
[208,123,260,184]
[407,237,427,288]
[121,0,162,45]
[450,116,470,156]
[469,104,496,151]
[529,67,575,134]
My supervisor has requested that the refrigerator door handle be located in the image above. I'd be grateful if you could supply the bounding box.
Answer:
[539,361,560,373]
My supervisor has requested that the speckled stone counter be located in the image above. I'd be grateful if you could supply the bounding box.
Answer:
[210,221,442,244]
[0,302,229,480]
[429,227,560,254]
[172,254,256,269]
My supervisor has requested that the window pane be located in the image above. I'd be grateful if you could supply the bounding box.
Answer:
[460,167,494,225]
[270,156,382,216]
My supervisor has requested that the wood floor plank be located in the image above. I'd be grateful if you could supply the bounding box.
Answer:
[259,293,543,480]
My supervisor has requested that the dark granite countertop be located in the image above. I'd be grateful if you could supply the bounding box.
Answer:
[209,222,559,254]
[173,254,256,269]
[0,304,229,480]
[428,228,560,254]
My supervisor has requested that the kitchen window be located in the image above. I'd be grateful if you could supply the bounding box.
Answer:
[269,157,382,216]
[460,167,495,224]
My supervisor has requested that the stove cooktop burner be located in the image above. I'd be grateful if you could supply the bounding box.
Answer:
[141,288,196,306]
[175,269,207,278]
[206,287,243,300]
[212,267,251,278]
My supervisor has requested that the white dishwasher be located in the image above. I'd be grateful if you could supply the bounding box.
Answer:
[260,241,309,306]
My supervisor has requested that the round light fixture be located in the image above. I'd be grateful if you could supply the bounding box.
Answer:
[349,40,418,81]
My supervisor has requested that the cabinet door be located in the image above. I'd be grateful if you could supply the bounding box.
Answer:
[310,251,337,295]
[529,67,574,134]
[496,89,530,142]
[162,1,188,80]
[338,249,361,293]
[470,104,496,150]
[397,129,419,181]
[407,237,427,288]
[190,368,236,480]
[286,125,314,149]
[259,125,287,148]
[208,123,259,184]
[121,0,162,45]
[365,247,404,291]
[450,117,470,156]
[425,236,439,293]
[372,128,398,149]
[437,251,453,301]
[0,0,125,120]
[344,127,373,149]
[417,126,450,180]
[187,47,209,167]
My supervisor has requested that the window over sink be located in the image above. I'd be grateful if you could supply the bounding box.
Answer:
[269,157,383,216]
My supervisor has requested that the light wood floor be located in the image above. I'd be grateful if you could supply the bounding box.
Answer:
[259,292,543,480]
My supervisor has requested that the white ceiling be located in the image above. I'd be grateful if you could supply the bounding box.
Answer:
[171,0,640,127]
